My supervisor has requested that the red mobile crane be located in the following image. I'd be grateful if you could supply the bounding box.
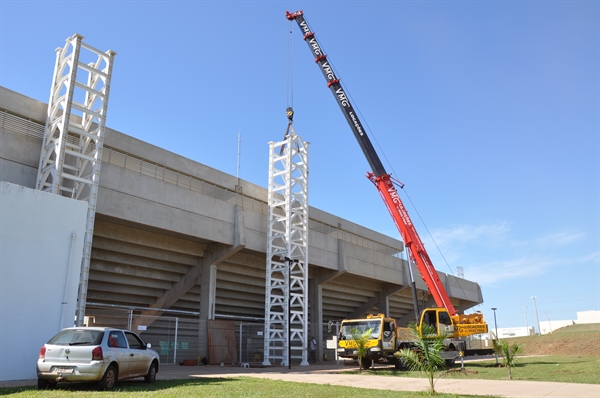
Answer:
[286,10,488,339]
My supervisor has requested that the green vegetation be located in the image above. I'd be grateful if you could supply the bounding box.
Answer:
[493,340,523,380]
[503,323,600,357]
[2,324,596,397]
[357,355,599,385]
[349,324,600,385]
[394,323,449,394]
[349,327,373,373]
[0,377,486,398]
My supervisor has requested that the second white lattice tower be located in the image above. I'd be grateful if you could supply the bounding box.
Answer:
[263,134,309,366]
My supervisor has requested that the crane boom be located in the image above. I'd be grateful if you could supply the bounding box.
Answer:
[286,10,457,316]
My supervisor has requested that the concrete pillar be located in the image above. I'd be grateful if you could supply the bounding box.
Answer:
[376,290,390,317]
[197,205,246,359]
[308,276,323,363]
[306,236,348,363]
[198,261,217,358]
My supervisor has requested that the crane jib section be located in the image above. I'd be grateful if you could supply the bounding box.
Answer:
[286,10,386,177]
[370,173,457,316]
[288,10,457,317]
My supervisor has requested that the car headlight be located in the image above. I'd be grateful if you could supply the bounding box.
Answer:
[337,348,345,352]
[369,347,381,352]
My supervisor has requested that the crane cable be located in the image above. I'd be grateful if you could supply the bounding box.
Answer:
[286,20,294,110]
[296,21,474,311]
[280,20,296,155]
[330,50,474,308]
[390,179,472,305]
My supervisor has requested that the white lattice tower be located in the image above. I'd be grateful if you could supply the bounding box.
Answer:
[263,134,309,366]
[36,34,116,325]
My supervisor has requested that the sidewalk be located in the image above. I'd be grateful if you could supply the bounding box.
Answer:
[3,362,599,397]
[156,362,599,398]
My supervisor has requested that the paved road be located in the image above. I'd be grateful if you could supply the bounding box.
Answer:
[3,362,598,397]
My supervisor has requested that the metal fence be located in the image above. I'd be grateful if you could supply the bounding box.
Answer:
[84,305,200,365]
[84,304,342,366]
[237,322,266,364]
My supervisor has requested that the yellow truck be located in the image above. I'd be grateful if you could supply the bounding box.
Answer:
[337,310,492,369]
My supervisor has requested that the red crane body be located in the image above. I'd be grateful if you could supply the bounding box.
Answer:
[286,10,458,316]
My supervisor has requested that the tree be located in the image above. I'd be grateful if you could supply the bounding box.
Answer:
[394,323,447,394]
[493,339,523,380]
[349,327,373,373]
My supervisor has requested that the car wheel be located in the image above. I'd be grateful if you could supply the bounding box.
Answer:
[37,379,48,389]
[98,365,117,390]
[144,361,157,383]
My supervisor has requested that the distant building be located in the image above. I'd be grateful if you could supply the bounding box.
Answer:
[488,310,600,339]
[489,326,534,339]
[538,320,574,335]
[575,310,600,324]
[539,310,600,335]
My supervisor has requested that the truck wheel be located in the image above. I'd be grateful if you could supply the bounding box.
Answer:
[394,358,406,370]
[360,357,372,370]
[445,357,456,367]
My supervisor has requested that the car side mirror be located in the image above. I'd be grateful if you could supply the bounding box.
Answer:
[146,343,152,349]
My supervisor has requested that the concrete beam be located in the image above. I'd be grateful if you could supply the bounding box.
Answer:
[133,206,246,331]
[92,237,198,268]
[347,283,405,319]
[94,219,207,256]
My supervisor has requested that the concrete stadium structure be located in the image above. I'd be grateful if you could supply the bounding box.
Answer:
[1,86,484,368]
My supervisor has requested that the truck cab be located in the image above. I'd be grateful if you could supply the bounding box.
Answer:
[337,314,402,369]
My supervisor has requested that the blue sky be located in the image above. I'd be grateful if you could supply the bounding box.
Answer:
[1,1,598,332]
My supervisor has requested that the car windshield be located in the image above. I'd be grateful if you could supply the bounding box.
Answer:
[339,320,381,340]
[47,329,104,346]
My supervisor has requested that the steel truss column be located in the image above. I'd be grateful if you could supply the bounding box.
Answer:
[36,34,116,326]
[263,134,309,367]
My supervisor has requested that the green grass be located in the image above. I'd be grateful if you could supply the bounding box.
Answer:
[3,324,597,396]
[506,323,600,357]
[349,355,600,384]
[0,377,485,398]
[463,356,600,384]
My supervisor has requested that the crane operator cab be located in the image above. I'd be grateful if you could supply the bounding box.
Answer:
[419,308,455,336]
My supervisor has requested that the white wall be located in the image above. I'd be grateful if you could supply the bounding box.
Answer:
[539,320,574,335]
[489,326,534,339]
[0,182,87,381]
[576,310,600,324]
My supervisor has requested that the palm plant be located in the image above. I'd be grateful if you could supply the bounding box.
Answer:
[493,339,523,380]
[394,323,447,394]
[349,327,373,373]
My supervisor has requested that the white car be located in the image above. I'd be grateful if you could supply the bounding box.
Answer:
[37,327,160,390]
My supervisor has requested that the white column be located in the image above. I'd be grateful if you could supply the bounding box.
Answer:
[263,134,309,366]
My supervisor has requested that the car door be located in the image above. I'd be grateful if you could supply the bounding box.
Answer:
[125,331,152,376]
[106,330,131,378]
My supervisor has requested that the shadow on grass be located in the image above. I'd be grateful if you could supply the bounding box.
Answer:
[0,377,235,395]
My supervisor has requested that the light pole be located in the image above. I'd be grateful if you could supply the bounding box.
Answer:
[531,296,541,335]
[547,312,552,334]
[491,307,498,365]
